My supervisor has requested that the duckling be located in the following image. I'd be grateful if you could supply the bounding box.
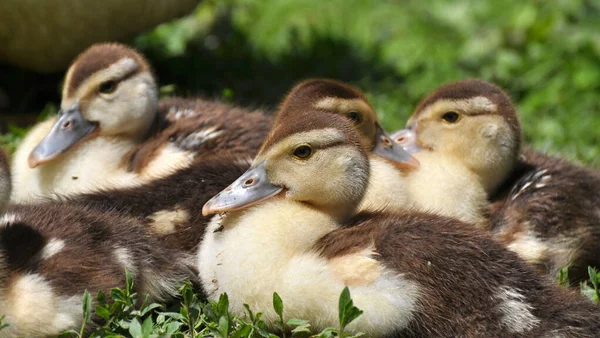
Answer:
[200,111,600,337]
[11,43,272,202]
[0,148,10,212]
[11,43,159,201]
[394,79,600,282]
[0,202,197,337]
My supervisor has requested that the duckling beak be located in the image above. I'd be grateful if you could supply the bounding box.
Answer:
[373,126,419,169]
[391,127,421,154]
[28,102,98,168]
[202,162,283,216]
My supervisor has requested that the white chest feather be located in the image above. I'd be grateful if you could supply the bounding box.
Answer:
[11,133,140,201]
[197,200,420,336]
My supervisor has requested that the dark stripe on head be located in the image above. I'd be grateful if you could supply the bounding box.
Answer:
[413,79,521,137]
[278,79,368,118]
[260,111,363,155]
[65,43,152,98]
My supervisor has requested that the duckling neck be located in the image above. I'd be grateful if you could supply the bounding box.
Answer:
[407,152,489,227]
[358,155,409,213]
[15,136,139,200]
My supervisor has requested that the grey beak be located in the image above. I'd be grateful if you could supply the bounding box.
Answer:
[202,162,283,216]
[391,127,421,154]
[28,102,98,168]
[372,126,419,168]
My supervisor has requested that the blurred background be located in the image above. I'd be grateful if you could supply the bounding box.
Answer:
[1,0,598,166]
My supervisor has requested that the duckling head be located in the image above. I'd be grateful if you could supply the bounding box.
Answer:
[279,78,418,168]
[28,43,158,168]
[0,148,11,211]
[393,79,521,194]
[203,112,370,221]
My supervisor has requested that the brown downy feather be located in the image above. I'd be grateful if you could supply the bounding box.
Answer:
[412,79,521,140]
[490,147,600,283]
[0,203,197,336]
[66,154,251,253]
[124,97,273,173]
[63,43,153,99]
[316,211,600,337]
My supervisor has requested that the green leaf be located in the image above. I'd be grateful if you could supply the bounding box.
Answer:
[217,293,229,315]
[558,267,570,287]
[141,316,153,337]
[125,270,135,294]
[338,287,363,333]
[82,290,92,323]
[166,321,183,334]
[218,316,229,337]
[129,318,143,338]
[140,303,162,317]
[160,312,186,321]
[588,266,598,285]
[95,305,111,322]
[273,292,284,318]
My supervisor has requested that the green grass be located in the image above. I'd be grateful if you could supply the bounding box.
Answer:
[53,272,365,338]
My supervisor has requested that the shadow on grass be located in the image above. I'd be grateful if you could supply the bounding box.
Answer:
[138,9,404,108]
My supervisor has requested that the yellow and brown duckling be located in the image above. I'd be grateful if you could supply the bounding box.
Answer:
[11,43,272,202]
[200,109,600,337]
[393,79,600,282]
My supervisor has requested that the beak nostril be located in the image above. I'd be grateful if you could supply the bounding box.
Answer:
[396,137,405,143]
[62,121,71,129]
[244,178,255,186]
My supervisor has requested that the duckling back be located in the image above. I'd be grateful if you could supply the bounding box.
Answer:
[0,202,197,337]
[491,147,600,282]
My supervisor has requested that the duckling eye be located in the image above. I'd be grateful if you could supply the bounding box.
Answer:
[346,111,362,124]
[292,144,313,160]
[442,111,460,123]
[99,80,117,94]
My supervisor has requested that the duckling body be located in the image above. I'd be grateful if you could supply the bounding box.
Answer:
[125,97,272,178]
[67,154,250,253]
[11,43,272,202]
[200,111,600,336]
[0,202,196,337]
[490,147,600,281]
[201,205,600,337]
[397,79,600,282]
